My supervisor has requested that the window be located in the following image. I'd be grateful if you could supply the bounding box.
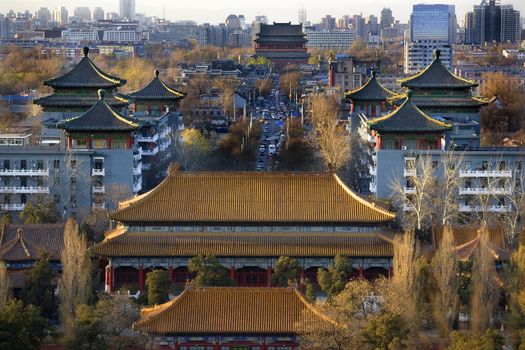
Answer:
[53,160,60,169]
[94,158,104,170]
[20,160,27,169]
[498,161,506,171]
[21,194,27,204]
[92,139,107,149]
[70,160,77,169]
[481,161,488,170]
[20,177,27,187]
[3,160,10,170]
[72,139,88,149]
[37,160,44,170]
[36,178,44,187]
[517,161,522,171]
[111,139,126,149]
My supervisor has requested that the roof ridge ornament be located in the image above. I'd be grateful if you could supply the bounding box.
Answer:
[154,69,160,78]
[98,89,106,100]
[168,163,180,176]
[434,49,441,60]
[371,70,376,78]
[83,46,89,57]
[406,89,413,100]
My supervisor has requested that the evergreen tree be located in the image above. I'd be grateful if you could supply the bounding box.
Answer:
[0,299,49,350]
[271,256,300,287]
[188,255,234,287]
[317,254,353,297]
[360,312,410,350]
[19,199,58,224]
[21,258,55,319]
[146,270,171,305]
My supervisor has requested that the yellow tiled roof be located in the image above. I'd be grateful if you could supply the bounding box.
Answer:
[110,172,395,224]
[134,287,334,334]
[93,230,394,257]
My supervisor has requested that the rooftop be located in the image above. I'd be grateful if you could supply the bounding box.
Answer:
[345,71,397,101]
[124,69,185,101]
[110,169,395,224]
[0,224,65,261]
[134,287,334,334]
[44,47,126,89]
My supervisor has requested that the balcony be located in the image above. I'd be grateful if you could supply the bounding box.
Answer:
[403,204,414,212]
[92,168,105,176]
[459,187,512,195]
[459,169,512,178]
[369,165,376,176]
[142,146,159,156]
[92,185,105,194]
[0,186,49,194]
[0,203,25,211]
[0,168,49,176]
[136,133,159,143]
[133,181,142,193]
[133,151,142,162]
[459,204,512,212]
[92,203,106,210]
[404,186,416,194]
[369,182,377,193]
[404,169,417,177]
[133,163,142,176]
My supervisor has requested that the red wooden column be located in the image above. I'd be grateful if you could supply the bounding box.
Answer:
[267,267,272,287]
[168,266,174,282]
[230,267,236,282]
[138,266,145,292]
[105,264,113,292]
[359,266,365,279]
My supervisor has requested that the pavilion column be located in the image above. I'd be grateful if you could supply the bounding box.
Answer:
[388,266,394,279]
[267,267,272,287]
[230,267,236,282]
[359,266,364,280]
[299,267,305,289]
[138,266,145,292]
[105,261,113,292]
[168,266,174,283]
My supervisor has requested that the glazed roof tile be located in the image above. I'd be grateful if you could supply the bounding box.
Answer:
[345,72,396,101]
[44,47,125,88]
[134,287,334,334]
[110,171,395,224]
[125,70,185,101]
[399,50,477,89]
[0,224,65,261]
[369,95,452,133]
[93,229,394,257]
[34,93,128,108]
[58,90,138,132]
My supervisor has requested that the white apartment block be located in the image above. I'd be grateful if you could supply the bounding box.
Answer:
[404,41,451,74]
[61,30,98,42]
[305,30,355,49]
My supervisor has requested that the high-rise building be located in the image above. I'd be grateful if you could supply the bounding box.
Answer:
[226,14,241,29]
[37,7,52,20]
[352,15,366,39]
[53,7,68,25]
[321,15,336,31]
[337,15,351,29]
[367,15,379,35]
[93,7,105,22]
[74,7,92,22]
[405,4,455,74]
[0,14,11,39]
[465,0,520,44]
[380,8,394,29]
[252,15,268,39]
[119,0,135,21]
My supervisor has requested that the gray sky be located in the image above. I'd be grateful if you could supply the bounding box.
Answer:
[1,0,524,25]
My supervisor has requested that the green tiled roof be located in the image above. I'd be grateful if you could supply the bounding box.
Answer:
[34,93,128,108]
[400,50,477,89]
[125,70,185,101]
[44,47,126,88]
[369,94,452,133]
[58,90,138,132]
[345,72,396,101]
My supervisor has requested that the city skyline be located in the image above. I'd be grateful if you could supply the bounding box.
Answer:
[2,0,524,25]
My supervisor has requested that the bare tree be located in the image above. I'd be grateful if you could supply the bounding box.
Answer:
[171,128,212,171]
[431,225,459,337]
[437,151,464,226]
[104,183,132,211]
[391,154,436,231]
[470,225,499,335]
[309,94,351,172]
[0,260,10,307]
[502,171,525,246]
[59,218,92,334]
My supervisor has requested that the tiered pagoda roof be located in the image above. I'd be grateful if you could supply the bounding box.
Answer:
[109,169,396,224]
[94,228,394,257]
[0,224,65,261]
[58,90,138,132]
[345,71,397,101]
[134,287,334,334]
[399,50,477,90]
[255,22,307,44]
[369,93,452,133]
[44,47,126,88]
[124,69,185,101]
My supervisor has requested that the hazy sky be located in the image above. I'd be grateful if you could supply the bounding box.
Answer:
[2,0,524,25]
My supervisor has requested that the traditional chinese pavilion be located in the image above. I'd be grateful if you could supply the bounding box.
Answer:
[345,71,397,118]
[34,47,128,117]
[0,224,64,293]
[95,169,396,292]
[368,92,452,151]
[396,49,488,148]
[123,69,185,115]
[134,287,334,350]
[254,23,309,70]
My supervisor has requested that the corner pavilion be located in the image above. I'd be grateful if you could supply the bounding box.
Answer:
[95,168,396,291]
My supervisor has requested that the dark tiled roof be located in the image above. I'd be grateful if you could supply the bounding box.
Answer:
[258,23,305,37]
[390,95,489,108]
[255,36,308,43]
[58,90,138,132]
[44,47,125,88]
[125,70,185,101]
[0,224,65,261]
[134,287,334,334]
[345,72,396,101]
[110,171,395,224]
[34,93,128,108]
[400,50,477,89]
[369,96,452,133]
[94,229,394,257]
[253,51,309,59]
